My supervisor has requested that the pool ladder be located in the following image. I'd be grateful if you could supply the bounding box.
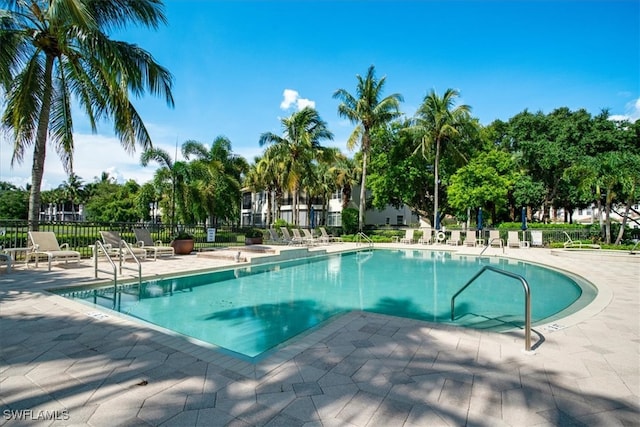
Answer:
[355,232,373,247]
[451,265,533,353]
[94,240,142,309]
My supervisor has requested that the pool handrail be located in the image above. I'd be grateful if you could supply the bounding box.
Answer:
[451,265,532,353]
[355,232,373,247]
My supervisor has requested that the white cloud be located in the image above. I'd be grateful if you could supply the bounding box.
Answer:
[280,89,315,111]
[610,97,640,122]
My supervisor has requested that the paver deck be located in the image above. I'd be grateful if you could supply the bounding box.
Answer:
[1,243,638,426]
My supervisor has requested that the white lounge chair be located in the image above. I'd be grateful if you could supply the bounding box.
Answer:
[562,232,600,249]
[531,230,544,247]
[266,228,284,244]
[418,228,433,244]
[463,229,480,247]
[319,227,341,243]
[446,230,461,246]
[489,230,503,248]
[290,229,307,246]
[134,228,175,260]
[301,228,319,245]
[100,230,147,260]
[400,229,415,244]
[507,231,529,248]
[280,227,295,245]
[27,231,81,271]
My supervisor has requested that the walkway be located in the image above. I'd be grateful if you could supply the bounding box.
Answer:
[0,243,638,426]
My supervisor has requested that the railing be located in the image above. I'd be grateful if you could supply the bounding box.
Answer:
[355,232,373,247]
[93,241,118,308]
[631,240,639,255]
[480,238,505,256]
[451,265,532,352]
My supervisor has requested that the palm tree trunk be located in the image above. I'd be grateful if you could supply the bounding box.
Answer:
[614,198,631,245]
[433,138,441,229]
[358,151,368,231]
[28,56,55,231]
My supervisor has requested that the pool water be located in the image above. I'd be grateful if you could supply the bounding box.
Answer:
[57,249,595,359]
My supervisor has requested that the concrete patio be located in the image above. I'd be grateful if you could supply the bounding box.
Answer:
[1,243,638,426]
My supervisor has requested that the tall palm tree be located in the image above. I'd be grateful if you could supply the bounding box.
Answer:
[259,107,333,226]
[140,147,188,227]
[0,0,174,229]
[59,172,84,220]
[333,65,403,231]
[413,88,472,229]
[182,136,248,226]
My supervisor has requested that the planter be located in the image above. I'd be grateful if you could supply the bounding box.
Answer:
[170,239,194,255]
[245,237,263,245]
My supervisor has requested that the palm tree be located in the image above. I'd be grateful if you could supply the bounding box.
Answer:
[59,172,84,220]
[259,107,333,226]
[333,65,403,231]
[413,88,472,229]
[182,136,248,227]
[140,147,188,227]
[0,0,174,229]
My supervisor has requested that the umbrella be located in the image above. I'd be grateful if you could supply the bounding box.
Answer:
[477,208,483,231]
[521,207,527,230]
[435,211,441,230]
[310,206,316,229]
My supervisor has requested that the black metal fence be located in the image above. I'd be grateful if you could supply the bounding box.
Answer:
[0,220,246,258]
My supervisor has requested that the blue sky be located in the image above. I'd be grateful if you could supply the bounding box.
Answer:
[1,0,638,190]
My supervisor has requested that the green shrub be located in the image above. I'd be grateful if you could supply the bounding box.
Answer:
[341,208,359,234]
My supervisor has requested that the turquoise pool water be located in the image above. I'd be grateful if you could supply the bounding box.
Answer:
[56,249,595,359]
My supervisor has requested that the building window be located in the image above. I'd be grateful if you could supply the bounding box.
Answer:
[396,215,404,226]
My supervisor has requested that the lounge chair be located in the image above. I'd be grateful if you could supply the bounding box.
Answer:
[266,228,284,244]
[280,227,296,245]
[319,227,342,243]
[507,231,529,248]
[100,230,147,260]
[562,232,600,249]
[290,229,307,245]
[301,228,319,245]
[531,230,544,247]
[489,230,503,248]
[464,229,482,247]
[446,230,461,246]
[27,231,81,271]
[134,228,175,260]
[0,253,12,273]
[400,229,415,244]
[418,228,433,244]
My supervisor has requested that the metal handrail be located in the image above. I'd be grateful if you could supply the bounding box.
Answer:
[480,238,505,255]
[630,240,639,254]
[451,265,532,352]
[355,232,373,247]
[94,241,118,308]
[117,240,142,286]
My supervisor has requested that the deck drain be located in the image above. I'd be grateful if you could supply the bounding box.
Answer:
[87,311,110,320]
[542,323,566,331]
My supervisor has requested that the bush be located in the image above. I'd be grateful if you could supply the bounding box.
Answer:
[341,208,359,234]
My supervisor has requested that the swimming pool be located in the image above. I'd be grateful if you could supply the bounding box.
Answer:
[56,249,596,359]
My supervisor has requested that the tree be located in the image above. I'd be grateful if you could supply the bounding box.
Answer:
[182,136,248,226]
[412,88,473,229]
[0,0,174,229]
[140,147,189,226]
[334,65,403,231]
[58,173,84,220]
[0,182,28,219]
[259,107,333,226]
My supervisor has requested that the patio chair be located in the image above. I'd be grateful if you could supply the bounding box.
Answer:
[27,231,81,271]
[134,228,175,260]
[507,231,529,248]
[488,230,503,248]
[281,227,303,245]
[99,230,147,260]
[418,228,433,244]
[266,228,284,244]
[446,230,461,246]
[463,229,482,247]
[562,231,600,249]
[0,253,12,273]
[319,227,342,243]
[530,230,544,247]
[400,229,415,244]
[301,228,319,245]
[291,228,308,245]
